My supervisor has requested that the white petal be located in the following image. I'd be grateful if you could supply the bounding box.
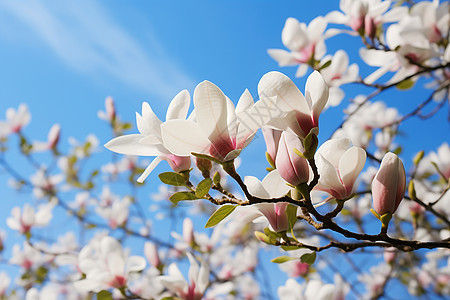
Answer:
[306,71,329,121]
[137,102,162,136]
[126,256,147,272]
[107,252,124,277]
[166,90,190,120]
[262,170,290,198]
[325,11,348,24]
[137,157,163,183]
[338,147,366,192]
[105,134,164,156]
[161,120,210,156]
[316,138,351,168]
[235,89,254,114]
[282,17,308,51]
[307,16,327,42]
[267,49,297,67]
[315,154,344,194]
[244,176,270,199]
[194,80,230,143]
[258,71,309,114]
[197,261,210,294]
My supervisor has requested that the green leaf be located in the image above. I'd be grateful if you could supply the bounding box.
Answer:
[281,245,301,251]
[318,59,332,71]
[159,172,186,186]
[286,204,298,231]
[196,178,213,198]
[170,192,198,204]
[396,78,414,90]
[300,252,316,265]
[97,290,113,300]
[271,256,297,264]
[255,231,275,245]
[205,205,237,228]
[213,171,221,186]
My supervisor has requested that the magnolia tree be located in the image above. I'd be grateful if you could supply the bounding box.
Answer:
[1,0,449,299]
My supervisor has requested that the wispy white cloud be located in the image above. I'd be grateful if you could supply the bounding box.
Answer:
[0,0,195,99]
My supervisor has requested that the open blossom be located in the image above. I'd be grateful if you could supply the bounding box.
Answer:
[240,170,292,232]
[32,124,60,152]
[74,236,146,293]
[314,138,366,200]
[258,71,329,140]
[98,96,116,123]
[7,200,56,234]
[268,17,328,77]
[158,253,209,300]
[319,50,359,107]
[6,103,31,133]
[372,152,406,215]
[161,81,278,162]
[326,0,407,36]
[96,196,131,229]
[106,90,191,182]
[278,275,348,300]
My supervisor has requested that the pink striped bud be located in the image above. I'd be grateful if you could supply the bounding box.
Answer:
[275,132,309,186]
[372,153,406,216]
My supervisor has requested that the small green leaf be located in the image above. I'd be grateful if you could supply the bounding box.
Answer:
[300,252,316,265]
[271,256,297,264]
[396,78,414,90]
[159,172,186,186]
[97,290,113,300]
[286,204,298,231]
[318,59,332,71]
[196,178,213,198]
[205,205,237,228]
[281,245,301,251]
[170,192,198,204]
[255,231,275,245]
[213,172,221,186]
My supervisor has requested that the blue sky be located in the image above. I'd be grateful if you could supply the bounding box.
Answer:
[0,0,448,298]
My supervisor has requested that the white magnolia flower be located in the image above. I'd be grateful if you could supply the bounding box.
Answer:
[239,170,292,232]
[6,103,31,133]
[278,275,348,300]
[314,138,366,200]
[0,272,10,296]
[32,124,60,152]
[74,236,146,292]
[158,253,209,300]
[7,200,56,234]
[105,90,192,182]
[161,81,279,162]
[326,0,407,37]
[268,17,329,77]
[258,71,329,140]
[319,50,359,107]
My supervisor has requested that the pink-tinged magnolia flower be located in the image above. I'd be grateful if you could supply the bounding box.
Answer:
[314,138,366,200]
[158,253,209,300]
[258,71,329,140]
[144,242,161,268]
[105,90,191,182]
[319,50,359,107]
[74,236,146,293]
[98,96,116,123]
[372,152,406,215]
[32,124,61,152]
[268,17,328,77]
[275,131,310,186]
[161,81,278,162]
[7,200,56,234]
[241,170,292,232]
[326,0,407,35]
[6,103,31,133]
[262,128,282,163]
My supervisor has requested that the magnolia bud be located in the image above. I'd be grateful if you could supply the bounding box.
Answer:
[275,132,309,186]
[372,152,406,216]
